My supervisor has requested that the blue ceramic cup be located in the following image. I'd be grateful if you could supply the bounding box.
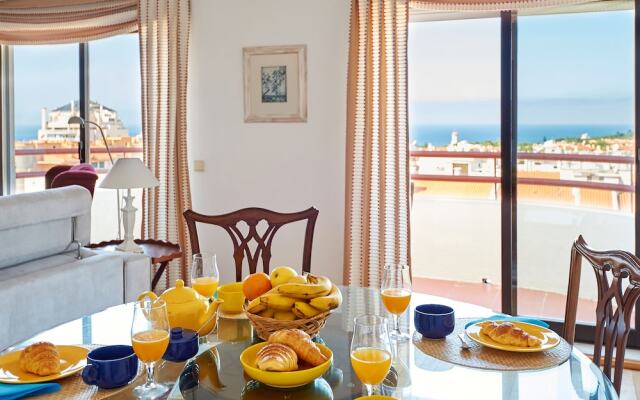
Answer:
[82,345,138,389]
[414,304,455,339]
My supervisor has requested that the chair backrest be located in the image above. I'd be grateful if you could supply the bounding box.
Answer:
[563,235,640,394]
[183,207,319,282]
[46,164,98,197]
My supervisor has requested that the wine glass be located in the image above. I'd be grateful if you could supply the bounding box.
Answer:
[381,264,412,342]
[131,299,171,399]
[191,253,220,298]
[350,314,392,396]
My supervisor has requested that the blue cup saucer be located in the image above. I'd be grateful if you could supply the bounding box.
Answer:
[82,345,138,389]
[414,304,455,339]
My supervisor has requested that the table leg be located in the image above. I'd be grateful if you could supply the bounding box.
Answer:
[152,261,169,291]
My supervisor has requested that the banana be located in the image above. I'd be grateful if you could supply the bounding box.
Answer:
[309,284,342,311]
[293,301,322,318]
[259,308,275,318]
[259,293,297,311]
[287,275,308,284]
[273,310,297,321]
[275,274,332,299]
[247,297,267,314]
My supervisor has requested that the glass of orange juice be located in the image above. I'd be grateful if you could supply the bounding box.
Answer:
[191,253,220,298]
[381,264,412,342]
[131,299,171,399]
[350,314,392,397]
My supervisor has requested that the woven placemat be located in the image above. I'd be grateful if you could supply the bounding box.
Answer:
[37,345,145,400]
[412,318,572,371]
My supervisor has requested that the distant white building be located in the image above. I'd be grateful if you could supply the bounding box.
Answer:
[38,100,129,141]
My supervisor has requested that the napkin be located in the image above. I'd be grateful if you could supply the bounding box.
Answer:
[0,383,60,400]
[464,314,550,329]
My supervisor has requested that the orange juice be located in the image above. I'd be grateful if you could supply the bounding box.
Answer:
[381,288,411,314]
[350,347,392,385]
[132,329,170,362]
[192,277,219,298]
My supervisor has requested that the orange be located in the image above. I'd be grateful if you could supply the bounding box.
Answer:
[242,273,272,301]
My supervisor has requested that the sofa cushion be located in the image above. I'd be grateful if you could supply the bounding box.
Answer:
[0,252,124,350]
[0,186,91,269]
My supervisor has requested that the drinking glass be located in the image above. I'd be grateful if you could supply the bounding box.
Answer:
[381,264,412,342]
[131,299,171,399]
[350,314,392,396]
[191,253,219,298]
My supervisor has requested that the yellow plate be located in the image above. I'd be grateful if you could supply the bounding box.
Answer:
[466,320,560,353]
[240,342,333,388]
[0,345,89,383]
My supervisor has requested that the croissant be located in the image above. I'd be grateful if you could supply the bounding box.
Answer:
[19,342,61,376]
[480,321,542,348]
[255,343,298,372]
[268,329,327,367]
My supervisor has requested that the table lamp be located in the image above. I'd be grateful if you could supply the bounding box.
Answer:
[100,158,159,253]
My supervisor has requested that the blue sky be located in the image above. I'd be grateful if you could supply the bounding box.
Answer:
[409,10,634,126]
[14,34,141,132]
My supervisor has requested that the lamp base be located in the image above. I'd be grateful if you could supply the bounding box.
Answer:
[116,239,144,253]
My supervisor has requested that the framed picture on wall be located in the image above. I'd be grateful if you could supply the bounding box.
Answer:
[243,45,307,123]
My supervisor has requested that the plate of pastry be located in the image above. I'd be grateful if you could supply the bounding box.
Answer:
[239,328,333,388]
[0,342,88,383]
[465,320,560,353]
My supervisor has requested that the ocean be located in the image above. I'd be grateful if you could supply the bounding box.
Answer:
[15,123,633,145]
[410,124,633,147]
[15,124,142,141]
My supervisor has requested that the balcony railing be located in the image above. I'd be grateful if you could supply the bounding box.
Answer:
[15,147,143,179]
[410,150,634,193]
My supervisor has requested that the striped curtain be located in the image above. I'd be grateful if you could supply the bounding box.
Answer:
[139,0,192,291]
[0,0,137,44]
[344,0,411,288]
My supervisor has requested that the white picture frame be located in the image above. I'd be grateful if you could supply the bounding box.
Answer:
[243,45,307,123]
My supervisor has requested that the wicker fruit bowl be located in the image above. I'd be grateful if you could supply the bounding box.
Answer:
[244,304,332,341]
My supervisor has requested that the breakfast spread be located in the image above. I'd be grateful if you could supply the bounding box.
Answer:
[480,321,542,348]
[19,342,61,376]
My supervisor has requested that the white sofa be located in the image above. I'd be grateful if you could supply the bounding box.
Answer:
[0,186,151,350]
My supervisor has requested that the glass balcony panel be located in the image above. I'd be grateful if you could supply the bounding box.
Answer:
[14,44,79,194]
[409,18,502,310]
[516,10,634,327]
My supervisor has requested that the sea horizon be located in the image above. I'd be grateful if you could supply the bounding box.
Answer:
[410,123,633,147]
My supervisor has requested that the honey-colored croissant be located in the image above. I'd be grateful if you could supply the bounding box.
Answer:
[19,342,61,376]
[480,321,542,348]
[268,329,327,367]
[255,343,298,372]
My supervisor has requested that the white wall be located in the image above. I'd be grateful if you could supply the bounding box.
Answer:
[188,0,350,285]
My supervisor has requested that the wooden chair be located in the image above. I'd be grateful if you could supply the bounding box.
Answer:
[563,235,640,394]
[183,207,319,282]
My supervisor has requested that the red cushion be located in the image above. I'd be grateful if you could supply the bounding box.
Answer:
[69,164,96,173]
[51,167,98,197]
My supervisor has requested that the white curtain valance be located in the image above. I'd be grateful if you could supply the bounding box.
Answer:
[0,0,137,45]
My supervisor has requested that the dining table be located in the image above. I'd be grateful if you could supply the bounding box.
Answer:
[3,286,617,399]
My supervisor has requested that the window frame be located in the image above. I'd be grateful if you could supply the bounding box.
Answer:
[410,6,640,346]
[0,42,91,194]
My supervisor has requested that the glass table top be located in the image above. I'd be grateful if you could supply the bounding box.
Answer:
[6,286,617,400]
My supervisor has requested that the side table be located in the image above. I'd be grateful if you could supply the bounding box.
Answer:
[87,239,182,291]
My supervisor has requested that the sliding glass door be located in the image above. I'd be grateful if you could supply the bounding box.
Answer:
[516,11,635,327]
[409,5,638,345]
[408,18,502,310]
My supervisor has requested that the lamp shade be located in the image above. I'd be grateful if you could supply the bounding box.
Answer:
[100,158,159,189]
